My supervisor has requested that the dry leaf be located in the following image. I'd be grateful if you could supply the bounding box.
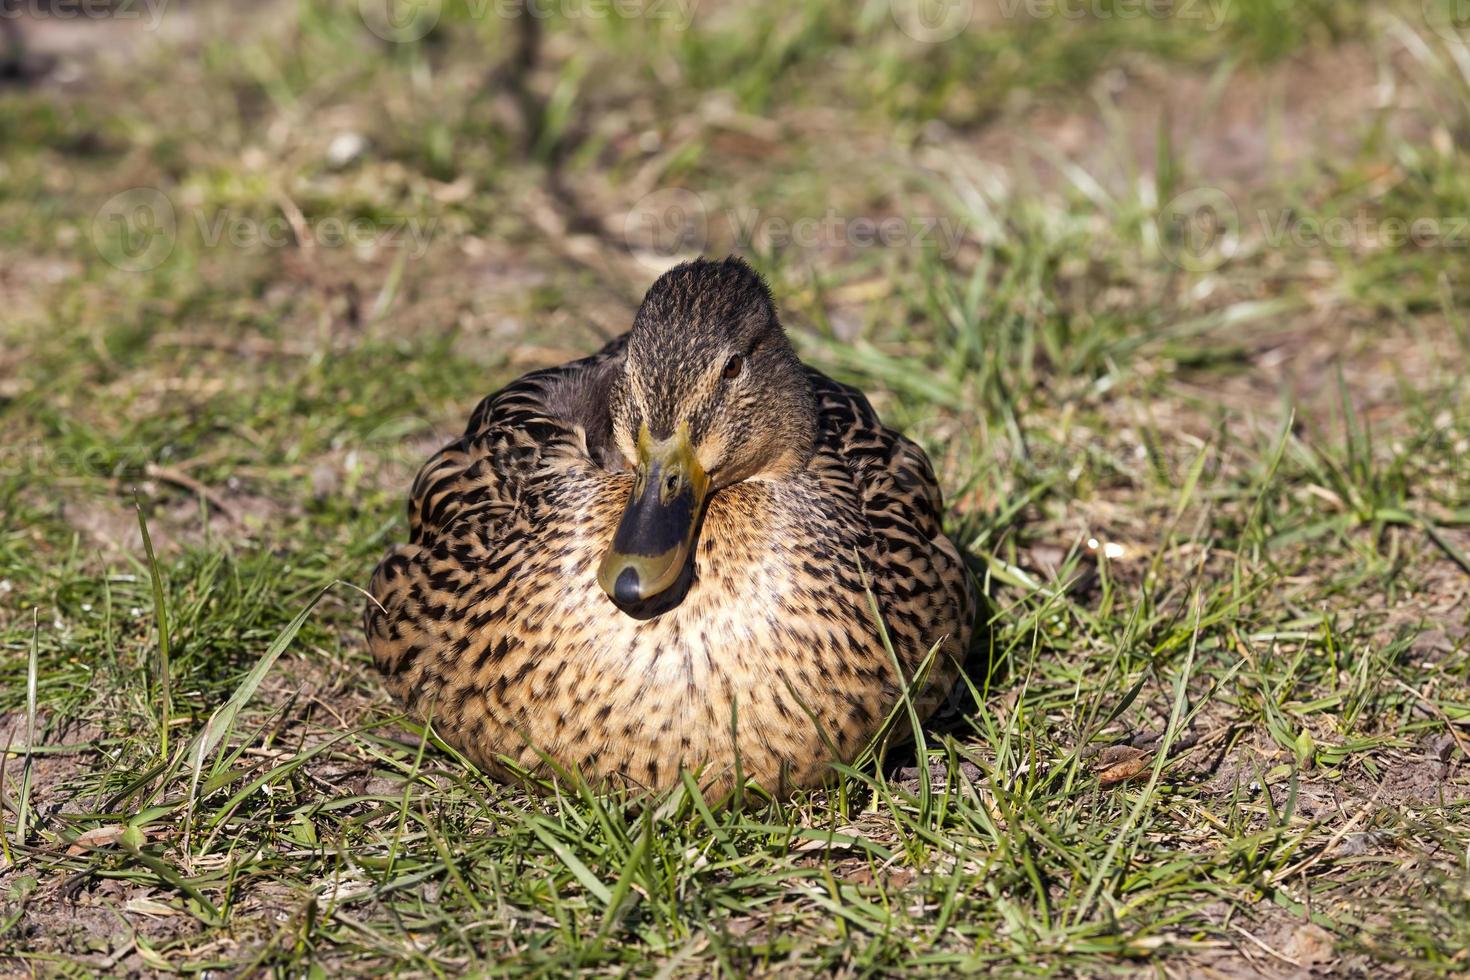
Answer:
[1285,924,1335,965]
[66,825,126,855]
[125,898,182,917]
[1096,746,1152,787]
[793,826,866,853]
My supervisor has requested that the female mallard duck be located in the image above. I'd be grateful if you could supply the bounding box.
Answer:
[366,257,974,796]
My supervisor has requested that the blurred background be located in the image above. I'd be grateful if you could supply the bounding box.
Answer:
[3,1,1466,533]
[2,0,1469,972]
[3,0,1466,580]
[2,0,1465,549]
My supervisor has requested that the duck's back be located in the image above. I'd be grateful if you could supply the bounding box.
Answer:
[365,338,974,795]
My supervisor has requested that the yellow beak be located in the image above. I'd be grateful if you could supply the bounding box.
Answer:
[598,424,709,606]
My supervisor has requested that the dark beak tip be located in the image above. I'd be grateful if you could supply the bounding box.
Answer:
[612,567,643,605]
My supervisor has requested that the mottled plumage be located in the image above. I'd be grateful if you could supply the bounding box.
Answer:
[366,257,974,796]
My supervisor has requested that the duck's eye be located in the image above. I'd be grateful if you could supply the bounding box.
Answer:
[722,354,744,380]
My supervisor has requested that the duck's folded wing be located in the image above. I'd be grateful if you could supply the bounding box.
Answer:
[367,335,627,684]
[806,368,975,670]
[405,334,628,546]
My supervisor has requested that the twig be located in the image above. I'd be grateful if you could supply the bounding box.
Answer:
[1231,925,1302,969]
[144,463,236,521]
[1422,519,1470,576]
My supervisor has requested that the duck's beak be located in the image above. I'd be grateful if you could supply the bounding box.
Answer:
[598,424,709,605]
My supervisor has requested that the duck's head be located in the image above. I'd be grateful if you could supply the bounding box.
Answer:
[598,256,818,607]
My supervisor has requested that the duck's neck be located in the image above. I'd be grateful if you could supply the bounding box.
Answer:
[745,377,819,483]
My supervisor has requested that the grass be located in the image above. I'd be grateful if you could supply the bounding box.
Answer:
[2,0,1469,974]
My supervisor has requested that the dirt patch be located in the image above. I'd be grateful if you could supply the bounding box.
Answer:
[1376,739,1470,807]
[961,42,1411,196]
[2,0,273,85]
[1169,309,1469,433]
[0,254,77,340]
[53,482,289,558]
[1183,906,1384,979]
[0,713,107,866]
[1201,731,1470,850]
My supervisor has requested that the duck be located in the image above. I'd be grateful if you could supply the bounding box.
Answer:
[365,256,976,796]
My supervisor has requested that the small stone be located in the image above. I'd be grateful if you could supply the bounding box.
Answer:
[327,132,369,169]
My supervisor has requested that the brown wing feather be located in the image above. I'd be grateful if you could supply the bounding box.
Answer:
[404,334,627,543]
[806,368,975,679]
[367,335,627,677]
